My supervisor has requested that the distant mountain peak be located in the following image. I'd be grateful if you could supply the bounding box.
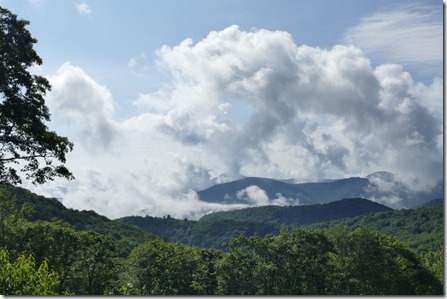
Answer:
[366,171,395,181]
[197,172,442,210]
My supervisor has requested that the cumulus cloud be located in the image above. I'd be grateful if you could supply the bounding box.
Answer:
[28,24,442,219]
[46,62,118,153]
[76,3,92,16]
[237,185,295,206]
[144,25,441,189]
[237,185,270,205]
[343,3,442,76]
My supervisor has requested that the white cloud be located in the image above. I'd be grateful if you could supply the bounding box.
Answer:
[148,25,441,187]
[26,24,442,220]
[46,62,118,153]
[236,186,295,206]
[237,185,270,206]
[76,3,92,16]
[343,3,442,76]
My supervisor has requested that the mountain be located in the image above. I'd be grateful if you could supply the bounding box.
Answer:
[198,176,307,204]
[199,197,393,225]
[306,204,443,254]
[2,183,441,255]
[118,197,392,250]
[119,198,442,253]
[117,216,280,251]
[197,172,443,208]
[413,198,443,208]
[0,184,159,257]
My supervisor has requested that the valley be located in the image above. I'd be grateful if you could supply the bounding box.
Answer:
[0,179,443,295]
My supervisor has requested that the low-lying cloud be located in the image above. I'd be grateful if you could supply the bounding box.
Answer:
[26,23,442,219]
[237,185,295,206]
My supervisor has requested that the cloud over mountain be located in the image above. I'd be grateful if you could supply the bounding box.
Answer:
[29,25,442,219]
[140,25,442,188]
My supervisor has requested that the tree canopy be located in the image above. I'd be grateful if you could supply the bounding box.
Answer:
[0,186,443,295]
[0,6,73,185]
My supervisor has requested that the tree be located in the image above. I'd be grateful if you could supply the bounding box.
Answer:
[215,235,259,295]
[125,240,218,295]
[0,189,31,258]
[328,226,443,295]
[68,231,119,295]
[421,246,443,286]
[23,220,121,295]
[22,220,79,293]
[0,6,73,185]
[216,227,333,295]
[0,249,59,295]
[190,248,222,295]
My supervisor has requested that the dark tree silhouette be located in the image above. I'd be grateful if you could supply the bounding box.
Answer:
[0,7,73,185]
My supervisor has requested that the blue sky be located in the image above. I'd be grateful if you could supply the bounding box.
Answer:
[4,0,440,113]
[0,0,443,219]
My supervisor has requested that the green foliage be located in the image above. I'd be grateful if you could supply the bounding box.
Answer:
[0,249,59,295]
[126,240,221,295]
[70,231,120,295]
[0,184,158,257]
[327,225,442,295]
[212,226,442,295]
[308,205,443,253]
[119,215,279,250]
[120,199,442,257]
[216,227,333,295]
[0,190,122,295]
[22,220,78,293]
[0,187,442,295]
[118,197,393,251]
[199,198,392,225]
[421,246,444,285]
[0,6,73,185]
[0,170,442,295]
[0,189,32,259]
[22,221,121,295]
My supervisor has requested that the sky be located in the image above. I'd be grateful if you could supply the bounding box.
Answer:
[0,0,444,220]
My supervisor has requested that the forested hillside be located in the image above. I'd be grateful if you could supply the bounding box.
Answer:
[118,216,279,250]
[118,198,391,250]
[4,182,442,256]
[199,197,392,224]
[0,184,158,257]
[0,185,443,295]
[306,202,443,254]
[119,198,442,256]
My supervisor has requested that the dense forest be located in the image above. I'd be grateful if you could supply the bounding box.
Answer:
[118,197,442,254]
[198,197,393,224]
[0,185,443,295]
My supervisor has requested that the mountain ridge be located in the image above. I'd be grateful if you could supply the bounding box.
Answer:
[0,184,159,257]
[118,197,393,251]
[1,183,441,254]
[199,197,393,225]
[197,172,443,209]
